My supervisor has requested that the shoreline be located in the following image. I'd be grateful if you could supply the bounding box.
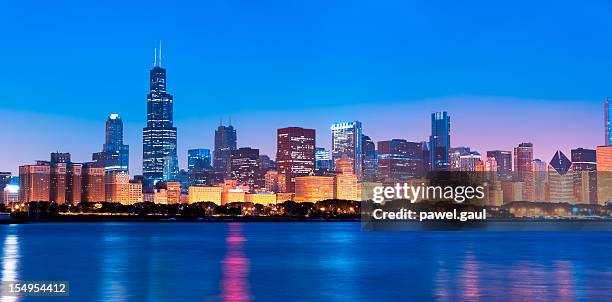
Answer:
[3,214,612,224]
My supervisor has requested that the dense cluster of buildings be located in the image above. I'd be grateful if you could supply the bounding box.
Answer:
[3,51,612,208]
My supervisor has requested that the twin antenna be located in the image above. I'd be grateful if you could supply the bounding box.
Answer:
[154,41,163,67]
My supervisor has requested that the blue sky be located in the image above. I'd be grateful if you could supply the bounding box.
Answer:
[1,0,610,174]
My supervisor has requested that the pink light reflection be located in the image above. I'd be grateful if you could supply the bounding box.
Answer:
[221,223,251,302]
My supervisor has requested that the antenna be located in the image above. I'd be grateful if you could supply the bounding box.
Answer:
[159,40,162,67]
[154,47,157,67]
[229,115,232,126]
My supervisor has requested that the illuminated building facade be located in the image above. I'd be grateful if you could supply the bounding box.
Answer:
[487,150,513,179]
[128,180,143,204]
[596,145,612,171]
[335,157,354,174]
[315,147,333,174]
[333,157,360,200]
[82,164,105,202]
[334,174,359,200]
[230,147,261,190]
[276,192,294,203]
[188,186,223,204]
[532,159,548,202]
[143,47,178,188]
[245,193,276,205]
[19,163,51,202]
[459,152,482,172]
[50,162,67,204]
[264,170,280,192]
[548,150,573,203]
[276,127,316,192]
[0,172,11,204]
[105,171,130,203]
[596,145,612,204]
[571,148,597,204]
[187,148,211,174]
[2,185,19,204]
[377,139,424,182]
[514,142,534,201]
[331,121,362,178]
[449,147,471,171]
[66,163,83,204]
[0,172,10,191]
[46,153,82,204]
[156,181,181,204]
[222,191,245,204]
[294,176,334,202]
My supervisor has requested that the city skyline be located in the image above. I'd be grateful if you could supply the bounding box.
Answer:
[2,0,610,174]
[1,94,603,175]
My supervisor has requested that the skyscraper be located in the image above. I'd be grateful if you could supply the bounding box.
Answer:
[213,124,237,178]
[19,163,51,203]
[143,45,178,188]
[294,176,334,202]
[93,114,129,172]
[377,139,424,181]
[51,152,71,164]
[333,157,360,201]
[82,163,106,202]
[187,149,211,174]
[66,163,83,204]
[571,148,597,204]
[331,121,362,178]
[49,153,68,204]
[362,135,377,181]
[258,155,275,173]
[429,112,450,171]
[514,142,534,201]
[459,152,482,172]
[487,150,513,179]
[230,147,261,190]
[0,172,11,204]
[47,153,82,205]
[532,158,548,201]
[548,150,573,203]
[315,147,333,174]
[596,145,612,204]
[50,161,67,204]
[105,171,130,203]
[605,97,612,146]
[276,127,316,192]
[449,147,471,171]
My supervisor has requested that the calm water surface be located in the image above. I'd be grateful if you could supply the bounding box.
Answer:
[0,222,610,301]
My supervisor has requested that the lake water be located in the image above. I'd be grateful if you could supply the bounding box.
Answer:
[0,222,610,301]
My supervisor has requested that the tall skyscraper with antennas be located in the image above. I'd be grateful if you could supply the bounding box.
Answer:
[213,121,237,178]
[143,42,178,188]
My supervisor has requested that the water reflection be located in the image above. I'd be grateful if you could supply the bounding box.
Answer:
[221,223,250,302]
[433,246,583,301]
[1,226,20,302]
[555,261,575,302]
[433,260,450,302]
[460,251,480,301]
[98,235,128,302]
